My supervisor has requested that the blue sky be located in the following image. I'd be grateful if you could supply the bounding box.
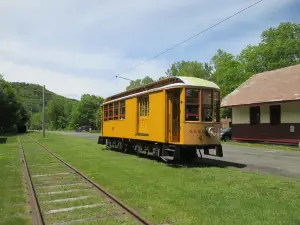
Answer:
[0,0,299,99]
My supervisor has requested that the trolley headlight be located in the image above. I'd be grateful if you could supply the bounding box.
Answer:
[205,127,216,138]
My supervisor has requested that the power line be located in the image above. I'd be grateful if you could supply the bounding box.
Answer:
[113,0,264,80]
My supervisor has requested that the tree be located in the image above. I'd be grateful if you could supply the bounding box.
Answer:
[95,107,102,131]
[158,76,167,81]
[16,105,30,133]
[0,75,29,133]
[210,49,248,99]
[71,94,104,130]
[126,76,154,90]
[238,22,300,74]
[46,98,65,130]
[30,112,42,130]
[165,60,213,80]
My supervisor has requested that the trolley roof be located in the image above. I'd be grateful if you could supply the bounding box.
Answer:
[103,76,219,105]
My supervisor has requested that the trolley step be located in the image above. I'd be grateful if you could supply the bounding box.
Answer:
[160,156,174,162]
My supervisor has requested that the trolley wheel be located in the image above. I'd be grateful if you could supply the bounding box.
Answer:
[117,141,124,152]
[204,148,209,155]
[123,142,131,153]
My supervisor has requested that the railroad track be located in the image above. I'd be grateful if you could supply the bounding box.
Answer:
[19,136,157,225]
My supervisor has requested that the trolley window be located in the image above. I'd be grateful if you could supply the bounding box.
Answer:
[113,102,119,120]
[104,105,109,121]
[120,100,125,119]
[108,103,113,120]
[202,89,213,122]
[185,88,200,121]
[213,91,220,122]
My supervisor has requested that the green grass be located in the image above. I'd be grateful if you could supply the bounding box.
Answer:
[21,137,137,224]
[0,136,32,225]
[27,132,300,225]
[223,140,300,151]
[90,130,101,133]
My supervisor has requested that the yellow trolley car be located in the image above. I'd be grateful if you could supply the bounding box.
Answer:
[98,76,223,162]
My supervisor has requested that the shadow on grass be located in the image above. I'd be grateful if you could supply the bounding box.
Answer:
[104,147,247,169]
[0,137,8,144]
[166,158,247,169]
[0,131,33,142]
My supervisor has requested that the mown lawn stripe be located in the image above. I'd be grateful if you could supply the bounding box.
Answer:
[0,135,32,225]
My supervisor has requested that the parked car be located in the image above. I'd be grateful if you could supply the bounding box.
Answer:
[220,127,232,141]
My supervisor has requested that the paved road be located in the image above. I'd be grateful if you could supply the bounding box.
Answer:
[53,131,300,179]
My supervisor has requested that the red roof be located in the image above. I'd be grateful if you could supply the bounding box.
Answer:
[221,64,300,108]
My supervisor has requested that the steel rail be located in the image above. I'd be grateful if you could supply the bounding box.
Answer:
[18,137,45,225]
[30,138,154,225]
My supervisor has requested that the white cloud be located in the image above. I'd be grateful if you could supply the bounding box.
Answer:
[0,40,130,71]
[0,0,297,99]
[0,58,168,99]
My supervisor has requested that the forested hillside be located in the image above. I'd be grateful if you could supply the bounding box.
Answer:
[11,82,78,113]
[1,78,104,132]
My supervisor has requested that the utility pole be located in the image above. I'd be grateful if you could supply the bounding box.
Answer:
[30,108,32,130]
[42,85,45,138]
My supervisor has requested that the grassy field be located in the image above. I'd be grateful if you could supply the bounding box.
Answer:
[23,132,300,225]
[19,138,140,225]
[90,130,101,133]
[223,140,300,151]
[0,135,31,225]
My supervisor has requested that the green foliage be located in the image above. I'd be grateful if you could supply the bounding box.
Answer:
[30,113,42,130]
[1,77,104,132]
[46,98,72,130]
[210,22,300,114]
[77,94,104,129]
[210,49,249,98]
[238,22,300,74]
[166,60,213,80]
[0,76,29,133]
[158,76,167,81]
[95,107,102,130]
[126,76,154,90]
[9,82,79,131]
[11,82,77,112]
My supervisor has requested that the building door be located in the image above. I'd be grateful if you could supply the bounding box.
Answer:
[167,89,181,143]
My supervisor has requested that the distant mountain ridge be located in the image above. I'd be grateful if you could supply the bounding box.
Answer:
[11,82,78,113]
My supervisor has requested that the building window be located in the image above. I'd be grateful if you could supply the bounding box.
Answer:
[185,88,199,121]
[139,96,149,116]
[213,91,220,122]
[120,100,125,119]
[270,105,281,125]
[108,103,113,120]
[113,102,119,120]
[202,89,213,122]
[250,106,260,125]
